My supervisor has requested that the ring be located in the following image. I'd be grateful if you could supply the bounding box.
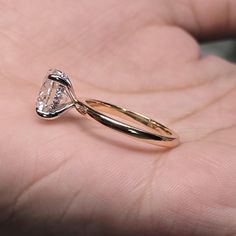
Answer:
[36,69,180,148]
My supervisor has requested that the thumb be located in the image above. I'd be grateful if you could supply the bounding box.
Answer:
[168,0,236,40]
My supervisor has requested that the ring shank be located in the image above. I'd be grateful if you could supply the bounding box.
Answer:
[83,99,179,147]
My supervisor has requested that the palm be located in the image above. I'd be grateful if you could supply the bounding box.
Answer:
[0,1,236,235]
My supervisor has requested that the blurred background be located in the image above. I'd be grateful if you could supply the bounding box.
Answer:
[201,40,236,62]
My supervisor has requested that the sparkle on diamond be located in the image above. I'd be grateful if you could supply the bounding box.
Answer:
[36,78,69,113]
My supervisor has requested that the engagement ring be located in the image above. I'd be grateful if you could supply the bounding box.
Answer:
[36,69,179,148]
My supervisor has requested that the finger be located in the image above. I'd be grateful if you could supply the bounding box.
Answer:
[168,0,236,40]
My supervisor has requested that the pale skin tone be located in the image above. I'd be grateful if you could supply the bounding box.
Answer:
[0,0,236,235]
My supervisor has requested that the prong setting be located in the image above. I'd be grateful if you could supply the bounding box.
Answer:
[47,69,72,88]
[36,69,75,119]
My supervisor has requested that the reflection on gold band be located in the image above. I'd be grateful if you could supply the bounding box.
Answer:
[82,99,179,148]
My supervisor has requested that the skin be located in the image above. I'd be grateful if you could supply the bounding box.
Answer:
[0,0,236,235]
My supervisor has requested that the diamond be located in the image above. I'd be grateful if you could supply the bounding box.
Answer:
[36,77,70,114]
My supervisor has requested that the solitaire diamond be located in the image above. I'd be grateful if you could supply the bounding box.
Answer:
[36,77,69,114]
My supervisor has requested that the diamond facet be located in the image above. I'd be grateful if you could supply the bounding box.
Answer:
[36,78,70,114]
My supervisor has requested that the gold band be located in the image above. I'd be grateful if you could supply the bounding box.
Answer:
[82,99,179,147]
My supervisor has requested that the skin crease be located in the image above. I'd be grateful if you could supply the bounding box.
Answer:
[0,0,236,235]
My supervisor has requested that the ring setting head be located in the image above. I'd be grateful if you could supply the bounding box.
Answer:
[36,69,76,119]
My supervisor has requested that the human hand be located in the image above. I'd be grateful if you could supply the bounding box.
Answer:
[0,1,236,235]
